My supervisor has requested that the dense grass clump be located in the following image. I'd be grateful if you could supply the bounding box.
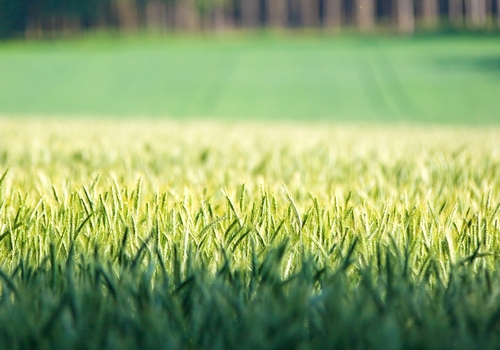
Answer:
[1,119,500,349]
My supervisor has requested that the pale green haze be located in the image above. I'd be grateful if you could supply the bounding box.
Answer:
[1,34,499,123]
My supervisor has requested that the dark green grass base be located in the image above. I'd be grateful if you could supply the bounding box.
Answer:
[3,240,500,350]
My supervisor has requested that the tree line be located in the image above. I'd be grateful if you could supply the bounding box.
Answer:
[1,0,499,38]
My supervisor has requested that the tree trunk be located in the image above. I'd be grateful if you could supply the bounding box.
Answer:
[421,0,438,27]
[323,0,342,30]
[165,2,176,30]
[396,0,414,34]
[146,1,167,30]
[115,0,139,31]
[355,0,375,32]
[25,18,43,39]
[465,0,486,27]
[498,0,500,26]
[62,16,81,35]
[485,0,493,20]
[213,3,225,31]
[448,0,463,25]
[224,0,235,29]
[267,0,287,28]
[300,0,320,27]
[176,0,198,31]
[241,0,260,27]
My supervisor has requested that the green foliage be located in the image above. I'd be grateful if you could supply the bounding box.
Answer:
[0,0,27,38]
[0,119,500,348]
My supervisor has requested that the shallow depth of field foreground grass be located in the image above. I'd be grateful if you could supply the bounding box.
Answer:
[1,119,500,349]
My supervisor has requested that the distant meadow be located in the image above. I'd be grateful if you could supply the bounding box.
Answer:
[1,34,500,124]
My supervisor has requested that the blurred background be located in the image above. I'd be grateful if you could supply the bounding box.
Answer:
[0,0,499,123]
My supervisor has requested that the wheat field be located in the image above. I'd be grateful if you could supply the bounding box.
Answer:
[1,118,500,349]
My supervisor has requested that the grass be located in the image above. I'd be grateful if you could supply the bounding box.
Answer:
[1,33,500,123]
[1,118,500,348]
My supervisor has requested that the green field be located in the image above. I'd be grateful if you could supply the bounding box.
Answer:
[1,119,500,348]
[1,34,500,123]
[1,34,500,348]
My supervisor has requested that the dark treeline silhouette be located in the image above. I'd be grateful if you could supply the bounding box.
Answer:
[0,0,499,38]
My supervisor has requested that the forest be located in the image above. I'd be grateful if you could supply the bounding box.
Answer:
[1,0,499,38]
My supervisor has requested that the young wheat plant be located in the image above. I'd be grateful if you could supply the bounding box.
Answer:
[0,118,499,349]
